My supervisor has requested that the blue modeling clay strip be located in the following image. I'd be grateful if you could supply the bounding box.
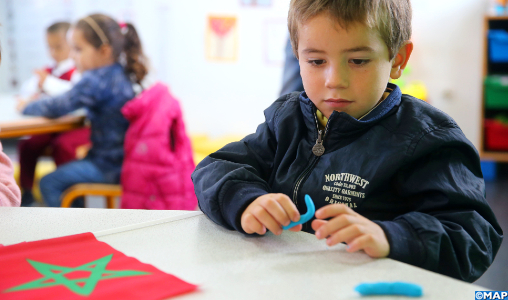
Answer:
[355,282,423,297]
[282,194,315,230]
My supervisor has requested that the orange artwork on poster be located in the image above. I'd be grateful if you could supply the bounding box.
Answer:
[206,16,238,62]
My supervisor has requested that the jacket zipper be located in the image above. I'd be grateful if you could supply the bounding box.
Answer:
[292,111,330,222]
[292,95,383,218]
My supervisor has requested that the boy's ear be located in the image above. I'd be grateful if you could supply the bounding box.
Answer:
[390,41,413,80]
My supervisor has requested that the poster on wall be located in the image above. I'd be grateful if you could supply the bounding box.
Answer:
[206,15,238,62]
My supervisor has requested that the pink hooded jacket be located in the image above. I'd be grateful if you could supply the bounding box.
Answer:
[120,83,197,210]
[0,142,21,207]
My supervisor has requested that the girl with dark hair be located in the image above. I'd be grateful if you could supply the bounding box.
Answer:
[21,14,148,207]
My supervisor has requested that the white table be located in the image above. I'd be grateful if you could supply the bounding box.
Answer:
[0,207,488,299]
[0,94,32,123]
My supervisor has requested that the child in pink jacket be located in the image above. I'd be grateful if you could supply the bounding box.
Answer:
[120,83,197,210]
[0,47,21,207]
[0,142,21,207]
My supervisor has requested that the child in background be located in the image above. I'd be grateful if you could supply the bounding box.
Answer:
[193,0,503,282]
[18,22,81,98]
[17,21,90,206]
[0,50,22,207]
[0,143,21,207]
[21,14,147,207]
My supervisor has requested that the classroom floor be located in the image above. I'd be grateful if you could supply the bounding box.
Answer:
[1,139,506,290]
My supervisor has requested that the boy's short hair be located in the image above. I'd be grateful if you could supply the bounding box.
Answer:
[288,0,412,60]
[46,22,71,35]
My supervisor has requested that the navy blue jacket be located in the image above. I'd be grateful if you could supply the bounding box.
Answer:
[192,84,503,282]
[23,63,134,183]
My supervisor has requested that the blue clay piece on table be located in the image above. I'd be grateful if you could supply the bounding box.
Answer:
[355,282,423,297]
[282,194,315,230]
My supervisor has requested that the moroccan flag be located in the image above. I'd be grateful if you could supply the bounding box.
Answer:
[0,233,197,299]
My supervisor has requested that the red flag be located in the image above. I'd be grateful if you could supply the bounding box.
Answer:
[0,232,197,299]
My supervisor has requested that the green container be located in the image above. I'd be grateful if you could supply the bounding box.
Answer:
[485,76,508,109]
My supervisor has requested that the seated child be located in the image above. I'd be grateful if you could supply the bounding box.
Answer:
[17,21,90,206]
[192,0,503,282]
[19,22,81,98]
[0,144,21,207]
[21,14,147,207]
[0,49,21,207]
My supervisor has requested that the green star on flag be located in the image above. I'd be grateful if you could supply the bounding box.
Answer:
[0,233,197,300]
[5,254,150,296]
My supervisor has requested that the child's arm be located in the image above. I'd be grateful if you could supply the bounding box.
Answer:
[192,97,288,233]
[21,73,96,118]
[375,124,501,282]
[0,142,21,207]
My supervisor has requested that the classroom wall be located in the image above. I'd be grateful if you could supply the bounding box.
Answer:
[0,0,489,148]
[0,0,291,138]
[410,0,488,150]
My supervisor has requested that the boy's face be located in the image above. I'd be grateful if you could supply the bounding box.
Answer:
[46,31,71,63]
[298,13,408,119]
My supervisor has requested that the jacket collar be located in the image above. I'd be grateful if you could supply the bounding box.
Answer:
[51,58,76,77]
[299,83,401,137]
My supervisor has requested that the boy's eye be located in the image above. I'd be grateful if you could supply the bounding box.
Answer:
[308,59,325,66]
[349,59,370,66]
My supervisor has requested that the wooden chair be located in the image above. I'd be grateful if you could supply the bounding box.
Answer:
[59,142,120,208]
[60,183,122,208]
[58,134,245,208]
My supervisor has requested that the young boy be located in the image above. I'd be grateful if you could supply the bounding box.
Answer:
[192,0,503,282]
[17,22,90,206]
[19,22,81,98]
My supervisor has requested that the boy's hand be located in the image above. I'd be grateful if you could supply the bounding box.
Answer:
[312,204,390,258]
[241,193,302,235]
[34,69,49,89]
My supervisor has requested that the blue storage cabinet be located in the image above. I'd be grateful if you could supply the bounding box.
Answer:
[481,161,497,181]
[489,30,508,63]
